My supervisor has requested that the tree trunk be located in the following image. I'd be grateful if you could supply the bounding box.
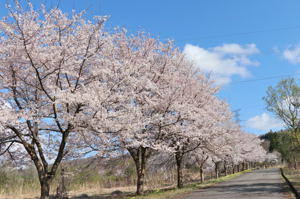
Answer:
[9,122,70,199]
[232,163,235,174]
[200,167,204,183]
[197,156,208,183]
[214,162,219,179]
[56,168,68,199]
[224,161,227,176]
[40,178,51,199]
[293,155,297,170]
[136,169,145,195]
[175,152,184,188]
[128,146,149,195]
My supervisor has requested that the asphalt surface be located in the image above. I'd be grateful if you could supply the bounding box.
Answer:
[183,168,285,199]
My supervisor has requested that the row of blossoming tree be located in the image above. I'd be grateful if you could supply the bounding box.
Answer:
[0,2,276,199]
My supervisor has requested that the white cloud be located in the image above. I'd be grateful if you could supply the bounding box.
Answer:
[213,43,259,55]
[246,113,284,131]
[283,44,300,64]
[183,43,259,85]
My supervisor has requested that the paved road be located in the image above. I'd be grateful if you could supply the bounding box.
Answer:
[183,168,285,199]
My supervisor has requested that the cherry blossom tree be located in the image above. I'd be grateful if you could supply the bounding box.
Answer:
[81,31,202,194]
[156,75,233,187]
[240,133,268,168]
[77,28,232,192]
[0,2,114,198]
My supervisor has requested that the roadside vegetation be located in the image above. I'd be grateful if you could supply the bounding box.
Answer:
[261,130,299,168]
[263,77,300,169]
[260,129,300,197]
[0,159,254,199]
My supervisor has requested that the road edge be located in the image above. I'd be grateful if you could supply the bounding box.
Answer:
[280,168,300,199]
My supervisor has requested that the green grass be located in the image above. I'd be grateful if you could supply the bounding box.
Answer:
[124,169,253,199]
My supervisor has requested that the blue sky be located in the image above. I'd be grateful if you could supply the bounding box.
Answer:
[2,0,300,134]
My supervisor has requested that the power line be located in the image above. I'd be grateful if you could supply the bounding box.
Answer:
[174,25,300,43]
[230,73,299,85]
